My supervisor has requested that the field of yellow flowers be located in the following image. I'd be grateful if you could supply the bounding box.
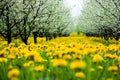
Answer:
[0,35,120,80]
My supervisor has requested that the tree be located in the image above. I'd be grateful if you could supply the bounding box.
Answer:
[14,0,43,44]
[31,0,72,42]
[77,0,120,40]
[0,0,23,44]
[0,0,72,44]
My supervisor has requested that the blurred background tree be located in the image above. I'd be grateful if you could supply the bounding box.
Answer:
[1,0,119,45]
[0,0,73,44]
[76,0,120,40]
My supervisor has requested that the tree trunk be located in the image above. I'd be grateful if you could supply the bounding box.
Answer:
[6,6,11,44]
[22,17,28,45]
[22,38,28,45]
[46,36,49,41]
[115,33,120,41]
[7,30,11,44]
[33,32,37,44]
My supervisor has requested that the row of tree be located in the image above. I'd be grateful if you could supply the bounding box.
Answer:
[0,0,73,44]
[77,0,120,40]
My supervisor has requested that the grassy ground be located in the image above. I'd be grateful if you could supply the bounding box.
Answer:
[0,35,120,80]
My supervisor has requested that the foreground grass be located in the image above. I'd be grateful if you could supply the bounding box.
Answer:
[0,36,120,80]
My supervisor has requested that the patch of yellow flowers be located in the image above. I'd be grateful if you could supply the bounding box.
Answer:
[0,35,119,79]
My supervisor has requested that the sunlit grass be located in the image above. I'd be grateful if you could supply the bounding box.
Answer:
[0,35,120,80]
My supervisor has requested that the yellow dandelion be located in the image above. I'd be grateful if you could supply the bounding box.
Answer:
[108,66,118,72]
[10,48,18,53]
[34,55,47,62]
[10,77,18,80]
[104,53,118,60]
[8,43,15,48]
[63,55,72,60]
[75,72,85,78]
[111,54,118,60]
[0,57,8,62]
[114,72,117,75]
[82,48,96,55]
[73,54,81,59]
[51,59,67,67]
[98,65,103,70]
[2,41,7,45]
[118,56,120,61]
[23,61,34,67]
[118,63,120,68]
[106,78,113,80]
[70,60,86,69]
[8,69,20,79]
[8,65,13,70]
[34,65,44,71]
[8,54,16,59]
[90,68,95,72]
[92,54,103,62]
[46,52,53,57]
[104,53,112,58]
[24,51,37,58]
[0,50,6,57]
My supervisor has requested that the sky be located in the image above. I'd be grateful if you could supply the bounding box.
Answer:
[64,0,85,18]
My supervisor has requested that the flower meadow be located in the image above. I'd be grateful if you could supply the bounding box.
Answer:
[0,35,120,80]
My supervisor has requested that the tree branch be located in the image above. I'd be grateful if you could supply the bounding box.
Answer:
[95,0,119,20]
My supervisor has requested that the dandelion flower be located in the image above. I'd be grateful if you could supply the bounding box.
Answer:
[0,50,6,57]
[92,54,103,62]
[10,48,18,53]
[46,52,52,57]
[70,60,86,69]
[107,78,113,80]
[90,68,95,72]
[0,57,8,62]
[104,53,118,60]
[51,59,67,67]
[75,72,85,78]
[23,61,34,67]
[98,65,103,70]
[104,53,112,58]
[8,69,20,79]
[108,66,118,72]
[10,77,18,80]
[34,55,47,62]
[63,55,72,60]
[8,54,16,59]
[34,65,44,71]
[8,65,13,70]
